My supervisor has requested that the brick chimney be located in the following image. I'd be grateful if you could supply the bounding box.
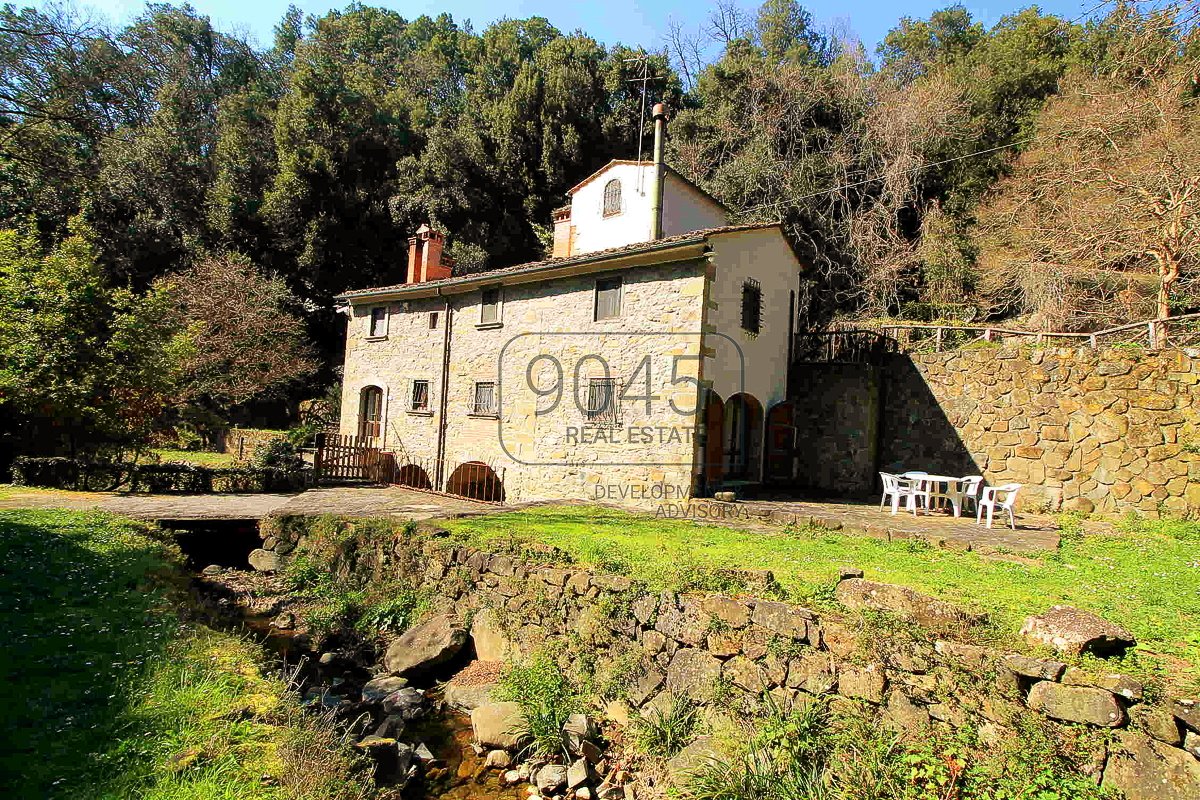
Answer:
[406,224,454,283]
[551,206,574,258]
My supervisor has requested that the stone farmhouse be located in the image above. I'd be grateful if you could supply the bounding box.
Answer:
[336,105,805,503]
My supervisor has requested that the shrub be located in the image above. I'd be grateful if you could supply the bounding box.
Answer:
[631,694,698,757]
[495,651,582,759]
[10,456,311,493]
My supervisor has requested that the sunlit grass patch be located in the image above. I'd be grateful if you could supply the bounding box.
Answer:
[0,509,370,799]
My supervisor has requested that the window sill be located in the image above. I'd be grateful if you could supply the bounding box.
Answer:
[467,412,499,419]
[407,409,433,417]
[365,335,389,342]
[476,322,504,330]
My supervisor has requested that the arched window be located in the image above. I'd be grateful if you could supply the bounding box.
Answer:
[602,179,621,217]
[359,386,383,439]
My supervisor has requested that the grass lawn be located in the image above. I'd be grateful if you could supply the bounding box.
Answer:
[0,509,370,799]
[441,505,1200,694]
[148,448,240,467]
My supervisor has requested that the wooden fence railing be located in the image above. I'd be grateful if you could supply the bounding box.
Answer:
[313,434,506,503]
[796,313,1200,359]
[313,433,383,482]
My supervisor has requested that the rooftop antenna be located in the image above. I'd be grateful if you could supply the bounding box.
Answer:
[624,55,664,194]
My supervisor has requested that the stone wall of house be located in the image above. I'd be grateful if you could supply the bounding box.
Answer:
[340,260,710,504]
[878,346,1200,515]
[255,524,1200,800]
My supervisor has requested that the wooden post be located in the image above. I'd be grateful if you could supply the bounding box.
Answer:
[935,327,943,352]
[1089,334,1097,348]
[314,432,325,480]
[1148,321,1158,349]
[984,328,994,342]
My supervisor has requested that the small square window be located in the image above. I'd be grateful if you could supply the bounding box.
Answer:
[595,276,622,321]
[741,279,761,335]
[411,380,430,411]
[429,311,439,329]
[585,378,619,426]
[472,381,497,416]
[369,306,388,337]
[480,288,501,325]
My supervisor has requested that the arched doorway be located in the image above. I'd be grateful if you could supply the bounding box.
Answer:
[395,463,433,490]
[446,461,505,502]
[697,390,725,494]
[358,385,383,440]
[723,393,764,481]
[766,401,796,483]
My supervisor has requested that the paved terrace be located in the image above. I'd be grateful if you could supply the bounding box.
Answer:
[0,486,493,521]
[684,498,1061,555]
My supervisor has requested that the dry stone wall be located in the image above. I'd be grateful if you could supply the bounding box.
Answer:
[880,347,1200,515]
[258,523,1200,800]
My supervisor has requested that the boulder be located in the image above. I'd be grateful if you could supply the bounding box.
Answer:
[722,655,770,693]
[786,653,837,694]
[1130,705,1183,746]
[664,648,722,701]
[382,687,427,719]
[1020,606,1136,657]
[362,675,409,703]
[835,578,986,633]
[1170,699,1200,732]
[884,690,930,731]
[536,764,568,795]
[666,736,723,779]
[470,608,514,661]
[445,681,495,711]
[838,664,887,705]
[626,666,664,707]
[471,701,525,750]
[1027,682,1126,727]
[485,750,513,769]
[567,758,596,790]
[750,600,813,640]
[1102,731,1200,800]
[384,613,467,676]
[248,548,282,572]
[563,713,596,755]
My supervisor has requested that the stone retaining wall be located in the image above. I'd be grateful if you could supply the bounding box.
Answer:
[257,523,1200,799]
[880,347,1200,515]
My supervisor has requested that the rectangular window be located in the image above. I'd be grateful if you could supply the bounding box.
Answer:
[594,276,622,321]
[472,381,497,416]
[429,311,439,329]
[585,378,619,425]
[480,288,501,325]
[741,279,762,335]
[369,306,388,337]
[411,380,430,411]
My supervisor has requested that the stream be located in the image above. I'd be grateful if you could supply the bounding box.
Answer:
[175,523,526,800]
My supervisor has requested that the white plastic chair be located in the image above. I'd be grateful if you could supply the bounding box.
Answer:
[901,471,931,511]
[880,473,919,516]
[952,475,984,517]
[977,483,1021,529]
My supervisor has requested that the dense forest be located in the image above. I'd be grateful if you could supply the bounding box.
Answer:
[0,0,1197,453]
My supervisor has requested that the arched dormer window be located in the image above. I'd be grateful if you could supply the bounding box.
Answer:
[602,179,621,217]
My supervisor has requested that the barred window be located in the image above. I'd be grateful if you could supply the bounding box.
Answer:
[411,380,430,411]
[472,381,497,416]
[586,378,619,425]
[594,276,622,321]
[369,306,388,337]
[602,179,621,217]
[741,279,762,335]
[429,311,439,329]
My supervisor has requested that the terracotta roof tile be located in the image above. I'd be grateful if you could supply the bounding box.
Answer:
[337,223,780,300]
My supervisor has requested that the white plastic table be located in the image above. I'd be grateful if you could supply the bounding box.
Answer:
[905,474,968,517]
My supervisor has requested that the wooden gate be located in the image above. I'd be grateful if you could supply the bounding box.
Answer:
[314,433,383,482]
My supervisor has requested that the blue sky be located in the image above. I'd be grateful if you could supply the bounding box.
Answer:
[66,0,1097,53]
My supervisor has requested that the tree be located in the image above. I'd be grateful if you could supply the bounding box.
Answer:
[0,223,187,455]
[161,254,317,412]
[973,69,1200,331]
